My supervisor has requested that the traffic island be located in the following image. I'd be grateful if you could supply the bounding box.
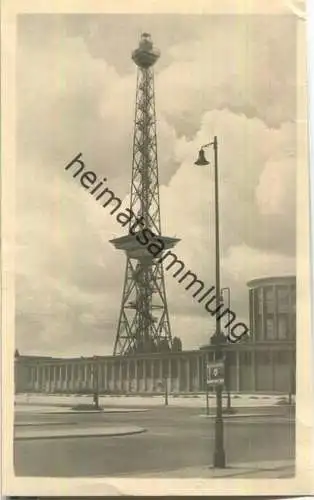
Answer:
[14,426,147,440]
[15,405,149,415]
[222,407,237,415]
[71,403,105,412]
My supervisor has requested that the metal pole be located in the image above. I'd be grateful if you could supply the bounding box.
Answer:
[206,385,210,415]
[164,376,168,406]
[222,287,232,412]
[212,136,226,468]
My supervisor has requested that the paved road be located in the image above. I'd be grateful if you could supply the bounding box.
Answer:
[14,407,295,477]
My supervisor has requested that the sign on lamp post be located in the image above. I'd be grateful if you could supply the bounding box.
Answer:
[206,361,225,387]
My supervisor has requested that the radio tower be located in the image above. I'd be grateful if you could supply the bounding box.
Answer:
[110,33,179,356]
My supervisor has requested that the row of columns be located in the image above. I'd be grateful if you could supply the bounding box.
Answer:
[19,349,293,394]
[23,353,244,394]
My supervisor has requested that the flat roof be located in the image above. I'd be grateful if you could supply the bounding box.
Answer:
[247,275,296,288]
[15,341,296,364]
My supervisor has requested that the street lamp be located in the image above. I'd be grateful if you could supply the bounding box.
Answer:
[221,287,232,413]
[194,136,226,468]
[164,376,169,406]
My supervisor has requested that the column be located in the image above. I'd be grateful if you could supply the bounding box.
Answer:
[104,362,108,392]
[251,351,256,391]
[249,289,254,339]
[55,365,59,392]
[98,364,102,392]
[271,350,275,391]
[101,364,105,392]
[39,366,43,392]
[47,366,51,393]
[79,364,83,392]
[196,356,200,391]
[274,285,278,340]
[135,360,139,392]
[236,351,240,392]
[58,365,61,392]
[177,357,181,393]
[149,359,154,392]
[152,359,158,392]
[54,365,58,391]
[106,363,111,391]
[84,364,87,392]
[69,364,72,392]
[72,365,76,392]
[42,366,46,392]
[67,364,71,392]
[47,366,50,392]
[64,365,68,392]
[72,364,75,392]
[28,366,33,391]
[168,358,171,392]
[119,361,123,392]
[68,364,71,392]
[50,366,54,393]
[143,359,147,392]
[159,358,163,391]
[35,365,39,391]
[60,365,64,392]
[42,366,46,393]
[126,360,130,393]
[186,358,191,392]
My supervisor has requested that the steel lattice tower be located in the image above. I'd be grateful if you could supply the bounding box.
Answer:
[110,33,179,356]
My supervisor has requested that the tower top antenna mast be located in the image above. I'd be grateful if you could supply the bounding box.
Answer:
[132,32,160,68]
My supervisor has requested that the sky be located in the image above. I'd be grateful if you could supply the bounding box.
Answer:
[16,13,296,357]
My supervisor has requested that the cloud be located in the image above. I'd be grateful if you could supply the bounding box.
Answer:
[15,15,296,356]
[156,14,296,132]
[256,157,295,215]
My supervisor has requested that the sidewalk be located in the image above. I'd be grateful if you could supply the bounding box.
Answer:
[135,459,295,478]
[16,393,294,409]
[199,412,292,419]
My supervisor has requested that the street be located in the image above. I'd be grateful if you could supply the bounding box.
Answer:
[14,406,295,477]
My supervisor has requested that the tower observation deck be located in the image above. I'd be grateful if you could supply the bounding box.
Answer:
[110,34,180,356]
[132,32,160,68]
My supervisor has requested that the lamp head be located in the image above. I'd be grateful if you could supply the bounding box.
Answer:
[194,148,210,166]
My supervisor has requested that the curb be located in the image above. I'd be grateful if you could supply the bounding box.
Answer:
[15,421,80,427]
[14,426,147,441]
[134,460,295,478]
[199,413,290,419]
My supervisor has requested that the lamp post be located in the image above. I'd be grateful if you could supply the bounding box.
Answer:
[164,376,169,406]
[194,136,226,468]
[221,287,232,412]
[205,383,210,415]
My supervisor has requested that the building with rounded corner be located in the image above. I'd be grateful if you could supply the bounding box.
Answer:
[248,275,296,343]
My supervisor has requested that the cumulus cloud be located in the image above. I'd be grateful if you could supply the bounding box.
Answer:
[256,157,295,215]
[16,14,296,356]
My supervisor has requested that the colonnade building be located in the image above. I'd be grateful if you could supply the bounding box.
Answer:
[15,275,296,395]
